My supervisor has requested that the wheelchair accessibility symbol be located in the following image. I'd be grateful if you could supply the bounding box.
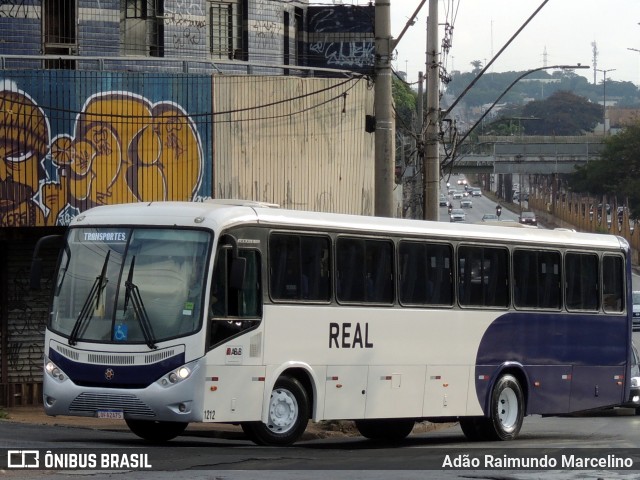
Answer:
[114,324,128,341]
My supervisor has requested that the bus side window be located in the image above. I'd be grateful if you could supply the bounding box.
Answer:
[399,241,452,306]
[514,249,561,310]
[565,252,599,311]
[458,245,508,308]
[336,237,393,304]
[269,233,331,302]
[602,255,624,313]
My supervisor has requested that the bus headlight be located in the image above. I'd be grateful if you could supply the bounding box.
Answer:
[158,364,193,387]
[44,358,66,382]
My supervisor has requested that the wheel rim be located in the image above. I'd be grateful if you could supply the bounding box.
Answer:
[497,386,518,431]
[267,388,298,434]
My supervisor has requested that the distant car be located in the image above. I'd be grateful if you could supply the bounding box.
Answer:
[519,211,537,226]
[481,213,499,222]
[471,188,482,197]
[450,208,466,222]
[439,195,449,207]
[452,191,463,200]
[621,343,640,414]
[633,291,640,331]
[460,199,473,208]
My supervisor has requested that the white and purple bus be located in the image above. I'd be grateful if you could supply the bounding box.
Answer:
[38,200,633,445]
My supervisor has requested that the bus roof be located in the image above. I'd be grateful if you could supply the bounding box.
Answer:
[71,200,628,252]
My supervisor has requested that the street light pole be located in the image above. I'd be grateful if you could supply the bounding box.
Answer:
[627,47,640,86]
[595,68,616,136]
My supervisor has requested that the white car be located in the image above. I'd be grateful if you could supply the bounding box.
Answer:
[460,199,473,208]
[452,191,463,200]
[450,208,466,222]
[471,188,482,197]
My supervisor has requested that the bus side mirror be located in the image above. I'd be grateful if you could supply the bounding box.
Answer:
[229,256,246,290]
[30,234,63,290]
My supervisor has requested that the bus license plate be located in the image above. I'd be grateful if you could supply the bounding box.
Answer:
[97,409,124,420]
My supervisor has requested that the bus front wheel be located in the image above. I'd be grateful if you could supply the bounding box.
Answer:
[242,376,310,446]
[125,419,188,442]
[354,418,415,442]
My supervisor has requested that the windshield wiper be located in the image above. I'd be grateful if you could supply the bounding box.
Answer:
[123,256,157,349]
[68,250,110,346]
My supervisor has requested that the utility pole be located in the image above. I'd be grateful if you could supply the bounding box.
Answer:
[417,71,424,219]
[374,0,395,217]
[423,0,439,221]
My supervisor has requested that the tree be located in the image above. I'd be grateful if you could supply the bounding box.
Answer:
[392,75,417,135]
[521,91,602,135]
[483,91,602,136]
[568,122,640,217]
[470,60,483,76]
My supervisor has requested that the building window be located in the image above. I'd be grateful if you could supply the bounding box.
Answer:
[43,0,76,69]
[121,0,163,57]
[125,0,147,19]
[209,0,244,60]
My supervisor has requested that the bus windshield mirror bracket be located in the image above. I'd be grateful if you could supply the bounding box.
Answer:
[68,250,110,346]
[123,257,158,349]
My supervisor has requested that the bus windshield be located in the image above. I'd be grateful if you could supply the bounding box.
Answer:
[51,227,211,345]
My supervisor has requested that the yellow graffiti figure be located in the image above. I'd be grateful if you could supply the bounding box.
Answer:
[50,92,202,212]
[0,89,50,226]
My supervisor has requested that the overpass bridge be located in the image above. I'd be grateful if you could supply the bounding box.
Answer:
[450,137,605,174]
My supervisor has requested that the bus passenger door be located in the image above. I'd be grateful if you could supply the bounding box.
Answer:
[324,366,367,419]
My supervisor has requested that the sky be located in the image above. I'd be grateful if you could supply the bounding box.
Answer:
[319,0,640,86]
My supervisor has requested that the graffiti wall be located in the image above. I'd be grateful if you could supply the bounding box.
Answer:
[0,71,212,227]
[307,5,375,73]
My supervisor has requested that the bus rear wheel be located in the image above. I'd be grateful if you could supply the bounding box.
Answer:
[354,419,415,442]
[460,374,524,441]
[242,376,309,446]
[125,419,188,442]
[489,373,524,440]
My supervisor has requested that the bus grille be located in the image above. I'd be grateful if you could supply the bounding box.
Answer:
[69,393,155,417]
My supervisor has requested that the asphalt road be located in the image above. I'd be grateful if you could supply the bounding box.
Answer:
[2,412,640,479]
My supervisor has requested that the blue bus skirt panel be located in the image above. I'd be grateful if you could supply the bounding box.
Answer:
[474,312,628,415]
